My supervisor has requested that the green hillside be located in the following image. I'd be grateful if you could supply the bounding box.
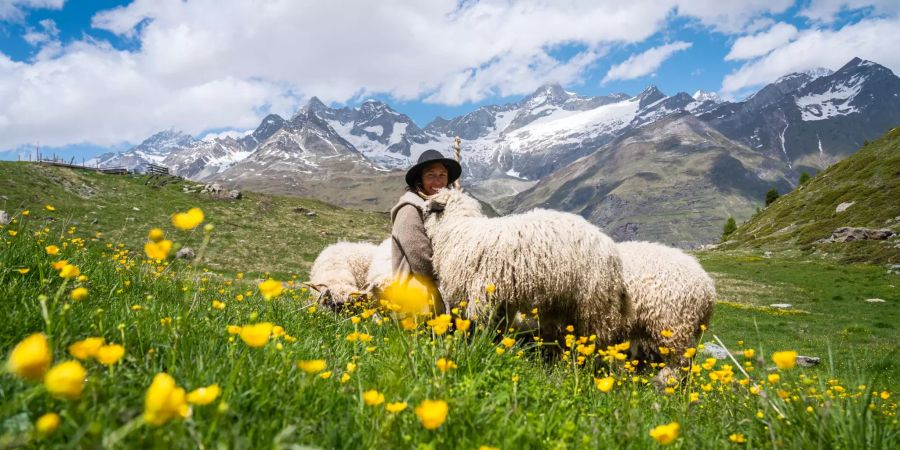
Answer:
[720,126,900,264]
[0,162,391,277]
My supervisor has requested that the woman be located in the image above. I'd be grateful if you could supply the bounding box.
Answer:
[389,149,462,315]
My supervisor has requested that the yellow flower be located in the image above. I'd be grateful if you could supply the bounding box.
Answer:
[7,333,52,381]
[45,204,55,211]
[880,391,890,400]
[386,402,407,413]
[479,447,500,450]
[743,349,755,358]
[683,347,696,358]
[729,433,746,443]
[767,373,780,384]
[340,373,351,383]
[69,337,105,360]
[227,325,242,335]
[144,240,173,261]
[495,347,506,355]
[511,374,520,383]
[272,326,285,337]
[22,210,29,216]
[258,278,283,300]
[426,314,452,335]
[143,373,191,426]
[70,287,89,302]
[16,268,30,274]
[772,351,798,370]
[319,371,333,379]
[186,384,221,405]
[415,399,448,430]
[363,389,385,406]
[455,318,471,332]
[96,344,125,365]
[44,361,86,400]
[212,300,226,310]
[594,376,615,393]
[45,245,60,255]
[659,346,670,355]
[346,362,358,373]
[7,230,17,236]
[649,422,680,445]
[35,412,60,435]
[689,392,700,403]
[240,322,274,348]
[382,275,436,314]
[51,260,68,270]
[501,337,516,348]
[436,358,458,373]
[171,207,204,231]
[297,359,327,374]
[485,283,496,295]
[660,329,674,338]
[59,264,80,279]
[148,228,165,242]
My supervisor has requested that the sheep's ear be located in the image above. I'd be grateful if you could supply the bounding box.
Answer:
[302,282,328,293]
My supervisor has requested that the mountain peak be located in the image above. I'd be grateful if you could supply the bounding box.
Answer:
[692,90,722,103]
[140,130,195,148]
[636,85,666,108]
[838,57,886,73]
[521,82,570,106]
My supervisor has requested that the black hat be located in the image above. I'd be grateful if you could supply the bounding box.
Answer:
[405,149,462,188]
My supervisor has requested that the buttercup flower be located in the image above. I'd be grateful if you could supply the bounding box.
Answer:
[44,361,86,400]
[59,264,80,279]
[45,245,59,255]
[187,384,221,405]
[258,279,283,300]
[363,390,385,406]
[415,399,448,430]
[96,344,125,365]
[297,359,327,374]
[171,208,204,231]
[772,351,798,370]
[436,358,458,373]
[69,337,105,360]
[148,228,165,242]
[386,402,408,413]
[594,376,615,393]
[35,412,60,435]
[144,373,190,426]
[240,323,274,348]
[70,287,89,302]
[144,240,173,261]
[649,422,680,445]
[7,333,52,381]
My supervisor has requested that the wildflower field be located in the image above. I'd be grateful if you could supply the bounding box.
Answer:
[1,164,898,448]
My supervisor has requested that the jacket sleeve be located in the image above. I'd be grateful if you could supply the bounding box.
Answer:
[391,204,436,280]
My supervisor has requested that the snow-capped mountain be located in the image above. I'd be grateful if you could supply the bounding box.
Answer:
[700,58,900,170]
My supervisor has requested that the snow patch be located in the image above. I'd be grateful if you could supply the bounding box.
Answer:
[796,74,866,121]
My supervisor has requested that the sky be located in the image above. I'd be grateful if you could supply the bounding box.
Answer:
[1,0,899,161]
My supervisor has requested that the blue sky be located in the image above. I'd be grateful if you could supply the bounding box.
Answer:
[1,0,899,161]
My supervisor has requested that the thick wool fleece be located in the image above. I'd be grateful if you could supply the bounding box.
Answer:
[616,241,716,370]
[309,241,378,302]
[423,188,629,347]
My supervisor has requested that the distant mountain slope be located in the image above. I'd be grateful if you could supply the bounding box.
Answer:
[500,115,793,247]
[719,126,900,264]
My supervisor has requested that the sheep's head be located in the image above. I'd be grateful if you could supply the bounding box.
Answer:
[424,188,483,230]
[304,282,366,311]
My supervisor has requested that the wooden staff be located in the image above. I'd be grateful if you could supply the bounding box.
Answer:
[454,136,462,189]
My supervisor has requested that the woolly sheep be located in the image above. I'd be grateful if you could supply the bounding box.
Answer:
[616,241,716,387]
[362,238,393,297]
[423,188,629,348]
[307,241,377,309]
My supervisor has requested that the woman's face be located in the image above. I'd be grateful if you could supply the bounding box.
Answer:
[421,162,449,196]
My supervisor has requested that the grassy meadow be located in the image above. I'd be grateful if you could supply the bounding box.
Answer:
[0,163,898,448]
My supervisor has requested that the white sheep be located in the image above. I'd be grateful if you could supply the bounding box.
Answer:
[423,188,629,348]
[362,238,393,297]
[616,241,716,387]
[307,241,378,309]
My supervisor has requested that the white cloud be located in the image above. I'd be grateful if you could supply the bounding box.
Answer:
[725,22,798,61]
[602,41,692,83]
[799,0,900,23]
[720,17,900,94]
[0,0,839,150]
[0,0,63,21]
[22,18,58,45]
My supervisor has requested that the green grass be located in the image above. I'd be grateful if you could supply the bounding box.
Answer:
[1,193,898,448]
[0,162,391,278]
[720,127,900,264]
